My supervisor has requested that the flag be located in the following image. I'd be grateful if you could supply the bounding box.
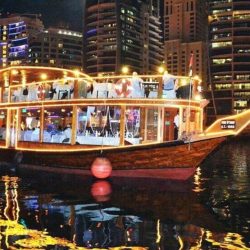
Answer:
[188,53,194,77]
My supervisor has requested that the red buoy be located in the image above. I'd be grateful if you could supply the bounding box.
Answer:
[91,180,112,202]
[91,157,112,179]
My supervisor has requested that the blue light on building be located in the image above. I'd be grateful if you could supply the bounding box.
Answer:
[0,18,29,67]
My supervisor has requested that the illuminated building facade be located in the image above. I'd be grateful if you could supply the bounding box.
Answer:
[0,15,44,68]
[207,0,250,121]
[29,28,83,70]
[83,0,163,76]
[163,0,207,81]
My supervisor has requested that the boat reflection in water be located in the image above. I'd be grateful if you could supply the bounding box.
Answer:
[0,168,249,250]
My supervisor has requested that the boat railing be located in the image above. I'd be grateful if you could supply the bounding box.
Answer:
[0,70,203,104]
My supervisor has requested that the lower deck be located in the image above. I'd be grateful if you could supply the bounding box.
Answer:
[0,99,203,152]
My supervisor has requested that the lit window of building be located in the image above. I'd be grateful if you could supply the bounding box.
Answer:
[208,0,250,121]
[212,58,232,64]
[212,41,232,48]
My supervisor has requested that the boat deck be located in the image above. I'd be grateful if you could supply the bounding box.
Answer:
[191,110,250,142]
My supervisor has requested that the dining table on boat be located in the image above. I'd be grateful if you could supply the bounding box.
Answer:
[76,135,120,146]
[51,133,67,143]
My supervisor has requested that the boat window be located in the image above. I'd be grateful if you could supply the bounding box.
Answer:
[146,107,159,142]
[43,106,73,144]
[181,109,199,139]
[75,105,120,146]
[52,80,74,100]
[19,108,41,142]
[3,88,9,103]
[0,110,7,141]
[189,110,198,134]
[125,107,144,145]
[77,79,91,99]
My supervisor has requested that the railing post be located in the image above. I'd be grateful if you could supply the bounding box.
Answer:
[73,79,79,99]
[179,107,184,139]
[16,108,21,148]
[158,76,163,99]
[157,107,163,142]
[40,106,44,143]
[119,105,126,146]
[71,105,77,145]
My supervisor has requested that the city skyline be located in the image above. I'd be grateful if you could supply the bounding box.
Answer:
[0,0,83,31]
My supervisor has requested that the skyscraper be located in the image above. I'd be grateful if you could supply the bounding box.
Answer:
[29,28,83,70]
[0,15,44,68]
[163,0,207,80]
[0,14,83,70]
[207,0,250,122]
[83,0,163,76]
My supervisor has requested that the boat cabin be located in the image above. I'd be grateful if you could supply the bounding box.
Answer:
[0,66,205,152]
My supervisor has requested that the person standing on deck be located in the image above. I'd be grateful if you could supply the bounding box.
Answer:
[174,112,179,140]
[131,72,144,98]
[162,71,176,99]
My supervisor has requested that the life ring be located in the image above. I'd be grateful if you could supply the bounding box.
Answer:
[115,78,132,97]
[37,85,45,100]
[13,151,23,165]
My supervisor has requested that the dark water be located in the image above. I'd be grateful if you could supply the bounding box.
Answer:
[0,137,250,249]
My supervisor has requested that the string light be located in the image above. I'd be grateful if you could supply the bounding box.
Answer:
[40,73,47,80]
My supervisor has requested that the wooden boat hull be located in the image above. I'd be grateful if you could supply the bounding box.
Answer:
[0,137,226,181]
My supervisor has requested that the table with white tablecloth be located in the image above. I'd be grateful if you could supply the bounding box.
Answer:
[76,135,119,146]
[51,133,67,143]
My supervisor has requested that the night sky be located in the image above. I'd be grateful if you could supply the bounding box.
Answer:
[0,0,83,31]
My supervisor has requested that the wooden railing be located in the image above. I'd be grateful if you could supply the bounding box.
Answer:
[205,110,250,136]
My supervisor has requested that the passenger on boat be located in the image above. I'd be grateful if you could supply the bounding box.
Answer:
[174,112,180,140]
[12,88,20,102]
[176,84,192,99]
[162,71,176,99]
[22,86,29,101]
[31,117,40,130]
[78,80,88,98]
[0,125,6,140]
[63,124,72,143]
[49,85,56,99]
[52,81,60,100]
[43,83,51,99]
[131,72,144,98]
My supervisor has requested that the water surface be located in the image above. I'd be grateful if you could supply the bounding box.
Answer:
[0,136,249,249]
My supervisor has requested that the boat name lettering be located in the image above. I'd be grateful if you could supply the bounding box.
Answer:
[221,120,236,129]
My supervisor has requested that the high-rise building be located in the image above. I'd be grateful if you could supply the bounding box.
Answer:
[0,15,44,68]
[29,28,83,70]
[83,0,163,76]
[163,0,207,80]
[207,0,250,122]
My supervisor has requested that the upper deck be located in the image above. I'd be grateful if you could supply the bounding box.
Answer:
[0,66,206,151]
[0,66,203,109]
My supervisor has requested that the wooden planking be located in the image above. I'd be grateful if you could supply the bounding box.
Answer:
[3,137,226,172]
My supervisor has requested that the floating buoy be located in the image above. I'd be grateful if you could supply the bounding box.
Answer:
[91,180,112,202]
[91,157,112,179]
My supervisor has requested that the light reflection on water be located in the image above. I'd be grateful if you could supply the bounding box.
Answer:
[0,136,249,249]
